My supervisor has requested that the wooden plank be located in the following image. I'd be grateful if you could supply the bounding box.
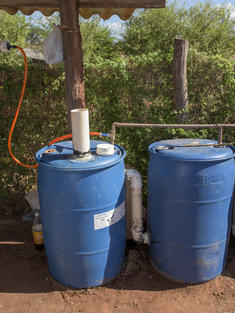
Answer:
[79,0,166,8]
[173,38,189,123]
[59,0,86,131]
[0,0,165,8]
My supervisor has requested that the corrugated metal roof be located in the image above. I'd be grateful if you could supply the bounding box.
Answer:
[0,7,135,20]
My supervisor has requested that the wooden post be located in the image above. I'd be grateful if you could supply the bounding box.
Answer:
[173,38,189,123]
[59,0,86,131]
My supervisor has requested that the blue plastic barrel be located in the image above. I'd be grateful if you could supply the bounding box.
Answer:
[148,139,235,283]
[36,140,126,288]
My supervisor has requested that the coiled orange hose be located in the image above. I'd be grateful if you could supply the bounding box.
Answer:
[8,46,38,168]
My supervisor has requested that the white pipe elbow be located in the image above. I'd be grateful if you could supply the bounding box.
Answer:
[126,169,143,189]
[126,169,149,244]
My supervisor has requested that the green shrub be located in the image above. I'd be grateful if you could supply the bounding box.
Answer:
[0,50,234,217]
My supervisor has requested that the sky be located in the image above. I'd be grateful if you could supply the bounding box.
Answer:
[100,0,235,36]
[29,0,235,37]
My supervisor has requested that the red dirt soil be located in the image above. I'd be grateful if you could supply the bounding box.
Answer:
[0,220,235,313]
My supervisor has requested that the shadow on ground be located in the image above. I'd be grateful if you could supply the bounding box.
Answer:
[0,220,235,294]
[0,220,67,293]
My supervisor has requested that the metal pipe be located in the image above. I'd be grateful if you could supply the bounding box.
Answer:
[218,127,223,144]
[111,123,116,145]
[111,122,235,145]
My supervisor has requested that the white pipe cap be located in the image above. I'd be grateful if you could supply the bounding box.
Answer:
[96,144,114,156]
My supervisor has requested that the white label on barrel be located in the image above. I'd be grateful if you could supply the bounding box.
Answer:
[94,202,125,230]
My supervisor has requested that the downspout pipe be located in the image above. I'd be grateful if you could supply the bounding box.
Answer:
[125,169,149,244]
[71,108,90,155]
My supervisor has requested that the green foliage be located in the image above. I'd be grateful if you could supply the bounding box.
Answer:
[0,50,234,216]
[182,2,235,56]
[187,49,235,124]
[0,12,117,63]
[26,14,118,62]
[0,64,67,216]
[121,1,235,57]
[81,17,118,62]
[27,13,60,46]
[0,1,234,218]
[0,12,29,65]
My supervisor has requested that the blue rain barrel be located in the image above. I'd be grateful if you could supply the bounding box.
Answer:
[148,139,235,283]
[36,140,126,288]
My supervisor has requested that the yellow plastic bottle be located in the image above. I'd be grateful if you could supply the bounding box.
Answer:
[32,211,44,251]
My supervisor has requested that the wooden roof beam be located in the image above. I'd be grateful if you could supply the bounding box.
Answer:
[0,0,165,8]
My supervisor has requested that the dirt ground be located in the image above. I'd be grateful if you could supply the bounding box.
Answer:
[1,220,235,313]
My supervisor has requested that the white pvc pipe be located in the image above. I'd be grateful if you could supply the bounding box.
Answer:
[126,169,149,244]
[71,108,90,154]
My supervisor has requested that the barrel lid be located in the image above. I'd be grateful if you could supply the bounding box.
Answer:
[149,139,234,161]
[35,140,125,170]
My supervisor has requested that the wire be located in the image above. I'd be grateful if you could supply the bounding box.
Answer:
[8,46,38,168]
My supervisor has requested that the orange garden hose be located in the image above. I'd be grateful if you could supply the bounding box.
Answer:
[8,46,38,168]
[8,46,109,168]
[49,134,73,146]
[49,132,103,146]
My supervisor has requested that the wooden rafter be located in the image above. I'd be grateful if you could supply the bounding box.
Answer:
[0,0,165,8]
